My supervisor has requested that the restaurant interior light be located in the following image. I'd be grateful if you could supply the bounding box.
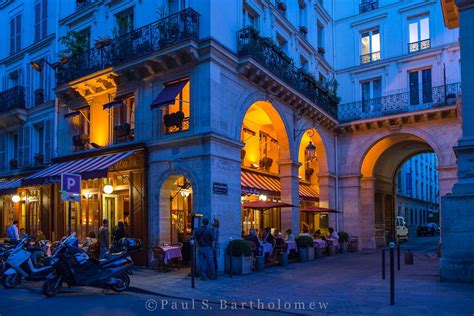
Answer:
[251,163,259,169]
[12,195,21,203]
[259,194,267,201]
[180,190,191,198]
[103,185,114,194]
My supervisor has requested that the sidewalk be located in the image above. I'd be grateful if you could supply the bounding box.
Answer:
[131,248,474,315]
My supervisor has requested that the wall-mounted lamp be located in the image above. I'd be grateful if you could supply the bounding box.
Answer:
[103,185,114,194]
[12,195,21,203]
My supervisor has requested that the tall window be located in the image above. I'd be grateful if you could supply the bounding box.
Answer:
[35,124,45,155]
[115,9,134,36]
[361,29,380,63]
[9,14,22,55]
[277,34,288,55]
[168,0,188,14]
[409,68,432,105]
[360,0,378,13]
[243,5,259,30]
[113,96,135,143]
[162,79,190,134]
[361,78,381,112]
[298,1,307,27]
[408,17,430,53]
[34,0,48,42]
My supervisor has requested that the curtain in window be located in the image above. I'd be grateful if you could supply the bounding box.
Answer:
[409,71,419,105]
[422,69,432,103]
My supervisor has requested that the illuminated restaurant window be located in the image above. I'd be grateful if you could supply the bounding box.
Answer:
[154,79,190,135]
[112,95,135,143]
[67,107,90,150]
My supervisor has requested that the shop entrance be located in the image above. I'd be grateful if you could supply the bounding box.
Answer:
[103,195,119,242]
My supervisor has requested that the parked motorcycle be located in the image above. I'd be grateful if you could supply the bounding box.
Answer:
[42,233,141,297]
[2,236,53,288]
[0,243,15,277]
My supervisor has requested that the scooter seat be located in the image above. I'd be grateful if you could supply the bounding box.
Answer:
[98,252,127,265]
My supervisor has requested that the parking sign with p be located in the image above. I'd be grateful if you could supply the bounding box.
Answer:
[61,173,82,195]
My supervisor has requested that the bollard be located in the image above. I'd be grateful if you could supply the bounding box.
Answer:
[390,242,395,305]
[382,248,386,280]
[397,243,400,271]
[404,249,414,265]
[256,256,265,271]
[229,238,233,278]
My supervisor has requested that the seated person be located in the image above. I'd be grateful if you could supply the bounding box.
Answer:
[301,227,311,237]
[327,227,339,240]
[82,231,98,253]
[285,229,295,241]
[19,228,27,240]
[263,227,276,246]
[313,229,322,239]
[243,228,259,256]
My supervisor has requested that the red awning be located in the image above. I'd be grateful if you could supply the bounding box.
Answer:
[22,151,137,186]
[299,183,319,202]
[150,79,188,109]
[300,206,340,213]
[242,201,296,210]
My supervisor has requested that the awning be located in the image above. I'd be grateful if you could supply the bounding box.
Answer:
[0,179,21,195]
[241,170,319,201]
[64,105,90,119]
[300,206,340,213]
[150,79,188,109]
[103,99,125,110]
[242,201,296,210]
[22,151,136,186]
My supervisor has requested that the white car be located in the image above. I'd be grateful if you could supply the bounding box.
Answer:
[396,216,409,242]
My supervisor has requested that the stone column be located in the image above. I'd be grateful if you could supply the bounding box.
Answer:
[360,177,377,249]
[339,175,362,248]
[441,0,474,283]
[279,160,301,234]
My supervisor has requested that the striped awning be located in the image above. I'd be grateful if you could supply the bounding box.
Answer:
[0,179,21,195]
[22,151,136,186]
[241,170,319,200]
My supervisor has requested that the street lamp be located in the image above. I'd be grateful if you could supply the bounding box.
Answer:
[304,130,317,162]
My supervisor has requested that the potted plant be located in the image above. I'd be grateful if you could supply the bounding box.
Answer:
[296,236,314,262]
[299,25,308,35]
[34,153,44,165]
[9,159,18,169]
[225,239,253,275]
[338,231,349,253]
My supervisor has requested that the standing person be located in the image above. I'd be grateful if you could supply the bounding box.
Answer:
[327,227,339,240]
[211,218,220,278]
[194,218,216,281]
[98,219,109,259]
[6,220,19,241]
[112,221,128,253]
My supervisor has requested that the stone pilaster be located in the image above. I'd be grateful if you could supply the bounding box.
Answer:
[279,160,301,234]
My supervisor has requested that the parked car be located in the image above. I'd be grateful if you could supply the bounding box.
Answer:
[417,223,439,236]
[396,216,409,242]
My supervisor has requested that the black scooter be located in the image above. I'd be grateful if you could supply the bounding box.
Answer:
[42,233,141,297]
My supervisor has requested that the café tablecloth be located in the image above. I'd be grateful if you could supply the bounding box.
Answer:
[259,242,273,255]
[313,239,327,248]
[286,240,297,252]
[161,246,183,264]
[326,239,339,247]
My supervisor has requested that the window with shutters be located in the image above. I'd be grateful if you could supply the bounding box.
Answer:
[409,68,432,105]
[8,132,19,169]
[17,126,31,168]
[34,0,48,42]
[44,119,52,162]
[33,123,45,164]
[9,14,22,55]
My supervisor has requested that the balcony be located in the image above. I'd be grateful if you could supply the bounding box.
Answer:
[237,27,338,124]
[338,82,461,123]
[409,39,431,53]
[56,8,200,86]
[360,0,379,13]
[361,51,380,64]
[0,86,26,128]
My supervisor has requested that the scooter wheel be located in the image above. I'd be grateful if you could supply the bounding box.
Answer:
[1,273,20,288]
[111,273,130,292]
[42,275,62,297]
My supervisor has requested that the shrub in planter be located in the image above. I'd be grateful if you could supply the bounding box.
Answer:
[225,239,253,275]
[296,236,314,262]
[338,231,349,253]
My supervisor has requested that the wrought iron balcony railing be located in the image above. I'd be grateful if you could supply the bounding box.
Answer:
[408,39,431,53]
[338,82,461,123]
[359,0,379,13]
[56,8,199,85]
[237,27,338,118]
[0,86,25,114]
[361,51,380,64]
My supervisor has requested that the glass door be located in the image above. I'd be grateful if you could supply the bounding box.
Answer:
[102,195,118,244]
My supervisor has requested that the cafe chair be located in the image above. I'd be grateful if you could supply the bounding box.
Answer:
[151,246,165,271]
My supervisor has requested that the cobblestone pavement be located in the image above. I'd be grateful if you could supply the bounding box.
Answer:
[0,236,473,315]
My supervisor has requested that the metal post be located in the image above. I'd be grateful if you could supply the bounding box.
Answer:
[397,243,400,271]
[229,238,233,278]
[390,242,395,305]
[382,248,386,280]
[191,238,195,289]
[67,201,72,236]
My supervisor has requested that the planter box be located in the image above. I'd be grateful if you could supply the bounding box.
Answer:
[225,255,253,275]
[298,247,309,262]
[314,246,323,258]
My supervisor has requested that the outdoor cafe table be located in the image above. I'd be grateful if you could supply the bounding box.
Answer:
[161,245,183,264]
[259,242,273,256]
[313,239,327,248]
[286,240,297,252]
[326,238,339,247]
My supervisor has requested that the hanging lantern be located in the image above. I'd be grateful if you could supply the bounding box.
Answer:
[305,140,316,161]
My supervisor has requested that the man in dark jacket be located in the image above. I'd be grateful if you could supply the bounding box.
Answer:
[194,218,216,280]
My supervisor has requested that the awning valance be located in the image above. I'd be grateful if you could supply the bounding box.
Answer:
[22,151,136,186]
[241,170,319,201]
[150,79,188,109]
[0,179,21,195]
[103,99,125,110]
